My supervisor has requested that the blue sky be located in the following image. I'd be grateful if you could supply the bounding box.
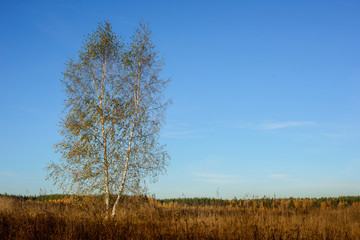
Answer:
[1,0,360,199]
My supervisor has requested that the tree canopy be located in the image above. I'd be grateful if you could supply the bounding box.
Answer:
[47,21,170,218]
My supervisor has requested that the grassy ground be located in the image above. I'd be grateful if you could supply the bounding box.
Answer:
[1,195,360,239]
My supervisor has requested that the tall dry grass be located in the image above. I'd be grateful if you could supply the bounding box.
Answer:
[1,195,360,239]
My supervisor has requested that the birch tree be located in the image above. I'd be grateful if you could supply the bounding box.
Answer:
[110,22,171,217]
[46,21,170,219]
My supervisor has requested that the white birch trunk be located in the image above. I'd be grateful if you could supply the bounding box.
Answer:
[111,72,141,218]
[111,104,138,217]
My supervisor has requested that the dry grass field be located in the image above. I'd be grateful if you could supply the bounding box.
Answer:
[1,194,360,239]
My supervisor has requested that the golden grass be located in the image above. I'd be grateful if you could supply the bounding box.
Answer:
[1,195,360,239]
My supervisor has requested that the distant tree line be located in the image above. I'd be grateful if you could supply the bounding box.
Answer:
[3,193,360,209]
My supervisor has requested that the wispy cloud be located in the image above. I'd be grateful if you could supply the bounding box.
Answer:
[162,130,207,139]
[193,173,243,184]
[237,121,315,130]
[268,174,291,180]
[22,108,46,114]
[162,123,210,139]
[259,121,315,130]
[9,105,57,115]
[323,133,344,138]
[0,171,17,177]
